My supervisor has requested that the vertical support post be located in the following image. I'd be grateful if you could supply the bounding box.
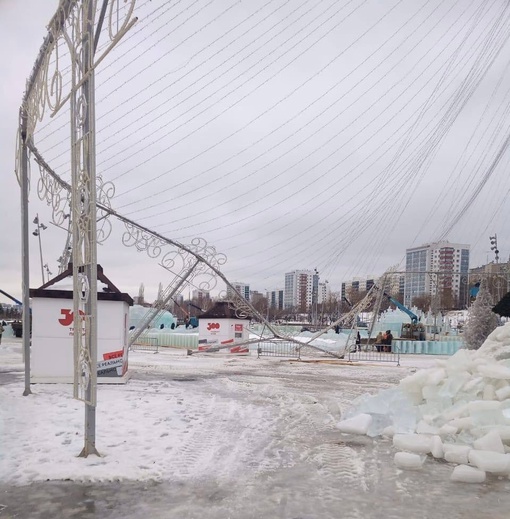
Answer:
[83,0,98,458]
[83,0,98,459]
[20,109,32,397]
[72,0,99,458]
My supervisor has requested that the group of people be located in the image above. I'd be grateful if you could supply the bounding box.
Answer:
[351,329,394,353]
[375,330,393,352]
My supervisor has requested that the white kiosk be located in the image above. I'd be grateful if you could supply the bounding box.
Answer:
[29,264,133,383]
[198,301,250,354]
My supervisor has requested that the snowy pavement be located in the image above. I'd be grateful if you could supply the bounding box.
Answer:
[1,339,509,518]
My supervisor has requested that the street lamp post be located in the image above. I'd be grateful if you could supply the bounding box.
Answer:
[32,214,47,285]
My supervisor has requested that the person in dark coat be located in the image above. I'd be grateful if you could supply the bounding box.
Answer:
[384,330,393,352]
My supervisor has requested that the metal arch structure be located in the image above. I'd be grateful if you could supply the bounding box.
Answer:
[16,0,138,457]
[29,142,386,360]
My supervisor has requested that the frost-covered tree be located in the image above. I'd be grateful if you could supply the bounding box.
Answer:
[463,283,500,350]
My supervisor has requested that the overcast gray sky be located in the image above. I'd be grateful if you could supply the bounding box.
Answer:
[2,0,510,304]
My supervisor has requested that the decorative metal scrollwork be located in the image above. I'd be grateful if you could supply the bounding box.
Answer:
[108,0,137,42]
[37,161,70,226]
[158,239,226,295]
[96,175,115,243]
[160,247,193,273]
[187,237,228,269]
[228,296,253,320]
[122,222,166,258]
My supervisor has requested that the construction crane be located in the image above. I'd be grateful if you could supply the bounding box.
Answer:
[382,292,424,340]
[383,292,418,323]
[0,289,22,306]
[171,298,201,328]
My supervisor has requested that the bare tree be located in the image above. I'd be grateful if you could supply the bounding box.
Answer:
[412,295,432,312]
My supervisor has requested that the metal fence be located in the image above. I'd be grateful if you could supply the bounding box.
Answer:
[257,341,301,359]
[347,342,400,365]
[131,336,159,353]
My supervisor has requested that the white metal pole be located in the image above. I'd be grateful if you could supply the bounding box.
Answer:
[20,109,32,397]
[82,0,98,458]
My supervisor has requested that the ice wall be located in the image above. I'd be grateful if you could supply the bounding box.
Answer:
[372,308,411,337]
[129,304,176,330]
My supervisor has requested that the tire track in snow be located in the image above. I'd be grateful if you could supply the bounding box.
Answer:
[167,394,236,479]
[167,378,278,481]
[312,442,368,519]
[250,372,389,519]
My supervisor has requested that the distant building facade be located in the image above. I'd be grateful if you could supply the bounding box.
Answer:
[341,277,376,300]
[250,291,265,306]
[192,289,211,308]
[226,282,250,301]
[318,282,330,304]
[341,275,403,303]
[404,241,470,308]
[267,289,284,310]
[469,260,510,304]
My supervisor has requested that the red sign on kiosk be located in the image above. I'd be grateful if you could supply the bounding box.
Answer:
[207,322,220,331]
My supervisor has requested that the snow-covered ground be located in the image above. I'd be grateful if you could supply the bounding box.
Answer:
[1,339,509,518]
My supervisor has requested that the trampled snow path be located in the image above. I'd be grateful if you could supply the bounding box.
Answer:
[1,340,510,518]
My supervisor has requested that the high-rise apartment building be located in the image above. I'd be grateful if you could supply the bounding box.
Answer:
[404,242,470,307]
[284,270,318,311]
